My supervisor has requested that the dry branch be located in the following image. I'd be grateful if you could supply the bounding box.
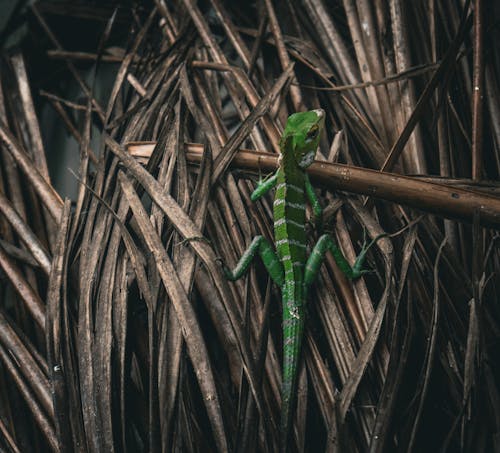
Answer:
[128,142,500,228]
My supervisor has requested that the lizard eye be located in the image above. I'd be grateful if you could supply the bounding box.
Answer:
[305,125,319,142]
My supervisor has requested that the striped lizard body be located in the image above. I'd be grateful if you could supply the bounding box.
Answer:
[223,109,381,452]
[273,149,308,446]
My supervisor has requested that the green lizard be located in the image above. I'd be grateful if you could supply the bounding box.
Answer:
[223,109,379,452]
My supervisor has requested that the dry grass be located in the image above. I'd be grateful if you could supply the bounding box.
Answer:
[0,1,499,452]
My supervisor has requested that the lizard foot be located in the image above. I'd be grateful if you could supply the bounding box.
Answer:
[215,256,235,280]
[351,230,387,278]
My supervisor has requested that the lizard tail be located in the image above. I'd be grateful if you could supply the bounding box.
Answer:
[281,317,304,453]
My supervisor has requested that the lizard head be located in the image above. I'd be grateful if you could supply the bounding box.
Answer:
[280,109,325,169]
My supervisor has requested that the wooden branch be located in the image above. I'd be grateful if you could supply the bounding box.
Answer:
[126,142,500,229]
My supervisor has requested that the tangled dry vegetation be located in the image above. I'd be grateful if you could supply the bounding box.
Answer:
[0,1,499,452]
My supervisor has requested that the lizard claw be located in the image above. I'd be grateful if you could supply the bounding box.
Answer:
[360,230,387,255]
[351,267,376,279]
[215,256,235,280]
[351,230,387,278]
[215,256,227,270]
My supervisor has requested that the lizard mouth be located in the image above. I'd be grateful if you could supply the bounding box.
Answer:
[298,151,316,168]
[313,109,325,119]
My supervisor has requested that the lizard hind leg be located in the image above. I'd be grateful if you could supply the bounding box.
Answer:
[304,232,386,283]
[223,235,285,287]
[305,233,362,283]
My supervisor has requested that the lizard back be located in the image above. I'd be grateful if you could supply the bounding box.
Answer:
[273,155,308,451]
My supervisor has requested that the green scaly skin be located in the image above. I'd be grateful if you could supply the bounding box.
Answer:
[223,110,378,452]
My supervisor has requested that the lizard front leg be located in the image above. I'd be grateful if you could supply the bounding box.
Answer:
[251,172,278,201]
[305,174,323,232]
[222,236,284,288]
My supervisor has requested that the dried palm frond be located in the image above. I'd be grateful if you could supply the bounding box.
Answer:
[0,1,499,452]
